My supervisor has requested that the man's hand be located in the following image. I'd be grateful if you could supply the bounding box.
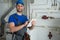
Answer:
[31,20,36,26]
[24,21,29,27]
[28,20,36,30]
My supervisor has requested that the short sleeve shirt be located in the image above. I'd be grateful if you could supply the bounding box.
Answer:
[8,13,28,36]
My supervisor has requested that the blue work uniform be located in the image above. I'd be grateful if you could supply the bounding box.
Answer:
[8,13,28,40]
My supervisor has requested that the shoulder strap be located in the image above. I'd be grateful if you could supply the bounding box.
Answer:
[11,15,20,40]
[13,14,23,26]
[13,15,19,22]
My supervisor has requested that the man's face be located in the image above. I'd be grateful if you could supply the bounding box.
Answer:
[16,4,24,12]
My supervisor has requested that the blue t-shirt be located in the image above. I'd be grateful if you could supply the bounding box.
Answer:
[8,13,28,36]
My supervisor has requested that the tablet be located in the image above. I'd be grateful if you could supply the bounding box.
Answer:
[27,19,36,27]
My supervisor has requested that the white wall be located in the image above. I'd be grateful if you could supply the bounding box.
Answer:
[29,0,60,40]
[29,27,60,40]
[0,0,12,19]
[29,0,60,27]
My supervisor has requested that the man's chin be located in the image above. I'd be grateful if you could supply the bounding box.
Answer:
[17,10,23,12]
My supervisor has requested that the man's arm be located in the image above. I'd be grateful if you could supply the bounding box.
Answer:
[9,21,28,33]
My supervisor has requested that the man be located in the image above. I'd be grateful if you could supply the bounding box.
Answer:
[8,0,35,40]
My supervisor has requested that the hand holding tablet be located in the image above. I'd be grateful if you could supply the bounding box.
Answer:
[27,19,36,27]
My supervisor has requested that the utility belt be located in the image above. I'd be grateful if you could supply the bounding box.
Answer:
[6,32,30,40]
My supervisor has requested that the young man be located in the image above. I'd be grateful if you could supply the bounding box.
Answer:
[8,0,35,40]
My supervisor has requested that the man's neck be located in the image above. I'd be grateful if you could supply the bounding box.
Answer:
[17,12,22,15]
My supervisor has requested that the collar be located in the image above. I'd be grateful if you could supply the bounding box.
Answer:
[17,12,23,16]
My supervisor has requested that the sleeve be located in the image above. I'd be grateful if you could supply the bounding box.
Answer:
[26,16,29,21]
[8,16,14,23]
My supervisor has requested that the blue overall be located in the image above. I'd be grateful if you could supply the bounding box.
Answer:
[8,13,28,40]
